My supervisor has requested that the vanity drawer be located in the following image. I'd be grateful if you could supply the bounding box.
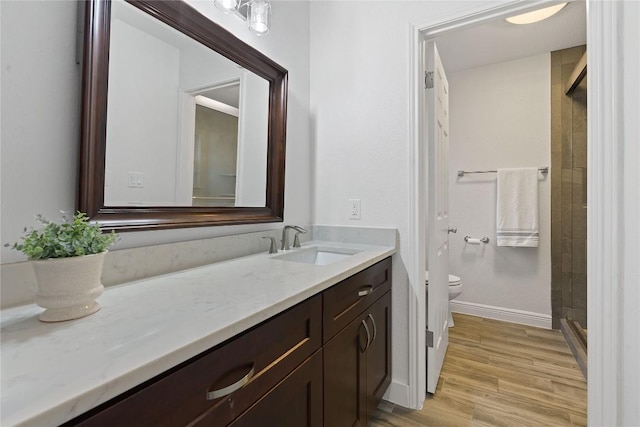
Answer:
[68,295,321,427]
[322,257,391,343]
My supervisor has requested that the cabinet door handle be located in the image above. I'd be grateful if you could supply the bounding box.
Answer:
[358,286,373,297]
[367,313,377,344]
[206,364,255,400]
[360,319,371,352]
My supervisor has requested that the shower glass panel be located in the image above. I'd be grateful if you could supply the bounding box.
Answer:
[550,45,587,333]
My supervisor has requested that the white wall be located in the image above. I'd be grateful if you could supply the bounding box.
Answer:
[0,0,311,263]
[309,0,514,406]
[620,4,640,423]
[447,54,551,319]
[105,19,180,206]
[620,2,640,425]
[236,70,269,207]
[1,0,80,256]
[179,42,241,91]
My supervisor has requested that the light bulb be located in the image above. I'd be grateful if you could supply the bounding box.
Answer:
[248,0,271,36]
[215,0,239,13]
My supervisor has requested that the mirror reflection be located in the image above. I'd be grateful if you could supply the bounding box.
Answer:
[104,0,268,208]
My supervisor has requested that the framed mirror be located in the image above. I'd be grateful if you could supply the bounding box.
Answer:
[78,0,287,231]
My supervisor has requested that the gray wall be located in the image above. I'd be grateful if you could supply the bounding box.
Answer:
[448,53,552,321]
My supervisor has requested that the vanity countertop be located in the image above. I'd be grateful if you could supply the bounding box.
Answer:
[0,241,395,426]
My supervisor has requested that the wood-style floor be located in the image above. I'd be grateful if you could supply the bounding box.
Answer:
[371,313,587,427]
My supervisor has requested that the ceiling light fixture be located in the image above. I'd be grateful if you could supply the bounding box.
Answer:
[505,3,568,25]
[214,0,271,36]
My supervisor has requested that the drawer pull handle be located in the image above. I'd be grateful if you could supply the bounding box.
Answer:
[206,364,255,400]
[367,313,377,343]
[358,286,373,297]
[361,319,371,352]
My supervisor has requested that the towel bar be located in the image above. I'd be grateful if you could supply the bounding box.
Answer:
[457,167,548,177]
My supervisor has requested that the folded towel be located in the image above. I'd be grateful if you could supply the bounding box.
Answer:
[496,168,539,247]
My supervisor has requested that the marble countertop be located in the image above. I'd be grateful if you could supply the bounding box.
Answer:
[0,241,395,426]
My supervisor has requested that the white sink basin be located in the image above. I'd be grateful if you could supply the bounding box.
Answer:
[273,247,361,266]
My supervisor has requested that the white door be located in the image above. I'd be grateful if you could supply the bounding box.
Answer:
[425,40,450,394]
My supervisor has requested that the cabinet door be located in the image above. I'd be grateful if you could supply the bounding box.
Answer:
[229,350,323,427]
[365,292,392,418]
[323,311,369,427]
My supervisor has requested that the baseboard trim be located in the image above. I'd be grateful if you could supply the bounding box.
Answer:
[450,300,552,329]
[383,379,413,409]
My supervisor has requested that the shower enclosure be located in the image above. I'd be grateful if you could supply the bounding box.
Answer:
[550,45,587,376]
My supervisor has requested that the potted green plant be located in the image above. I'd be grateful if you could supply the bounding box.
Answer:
[7,212,117,322]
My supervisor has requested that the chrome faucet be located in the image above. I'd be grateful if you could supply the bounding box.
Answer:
[281,225,307,250]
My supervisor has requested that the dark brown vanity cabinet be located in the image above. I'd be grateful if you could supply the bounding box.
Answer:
[323,259,392,427]
[67,296,322,427]
[65,257,392,427]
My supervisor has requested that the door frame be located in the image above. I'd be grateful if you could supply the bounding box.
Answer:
[409,1,628,423]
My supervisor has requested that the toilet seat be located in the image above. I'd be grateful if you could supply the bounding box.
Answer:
[425,271,461,286]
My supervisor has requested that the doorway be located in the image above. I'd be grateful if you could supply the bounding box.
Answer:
[409,2,637,424]
[411,0,587,411]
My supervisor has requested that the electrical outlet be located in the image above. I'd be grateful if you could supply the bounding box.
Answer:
[349,199,361,220]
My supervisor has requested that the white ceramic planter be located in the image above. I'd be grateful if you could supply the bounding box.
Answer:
[31,251,106,322]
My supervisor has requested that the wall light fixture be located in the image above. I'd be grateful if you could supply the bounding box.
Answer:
[214,0,272,36]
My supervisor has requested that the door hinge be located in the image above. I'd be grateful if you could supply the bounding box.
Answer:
[426,330,434,348]
[425,71,434,89]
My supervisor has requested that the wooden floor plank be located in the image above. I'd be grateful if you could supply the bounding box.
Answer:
[443,354,554,392]
[524,326,571,342]
[372,313,587,426]
[441,386,575,426]
[498,379,587,413]
[472,403,561,427]
[487,356,587,387]
[569,412,588,427]
[392,404,473,427]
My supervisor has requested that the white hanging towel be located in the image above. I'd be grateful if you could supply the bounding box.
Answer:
[496,168,539,247]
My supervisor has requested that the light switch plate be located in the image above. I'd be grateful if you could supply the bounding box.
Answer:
[128,172,144,188]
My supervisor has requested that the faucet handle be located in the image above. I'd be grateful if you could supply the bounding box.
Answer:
[292,226,307,248]
[262,236,277,254]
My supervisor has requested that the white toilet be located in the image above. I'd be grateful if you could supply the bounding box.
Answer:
[425,271,463,327]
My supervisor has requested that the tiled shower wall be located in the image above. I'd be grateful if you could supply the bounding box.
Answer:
[551,45,587,329]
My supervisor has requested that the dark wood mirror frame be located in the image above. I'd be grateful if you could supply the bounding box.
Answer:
[78,0,287,232]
